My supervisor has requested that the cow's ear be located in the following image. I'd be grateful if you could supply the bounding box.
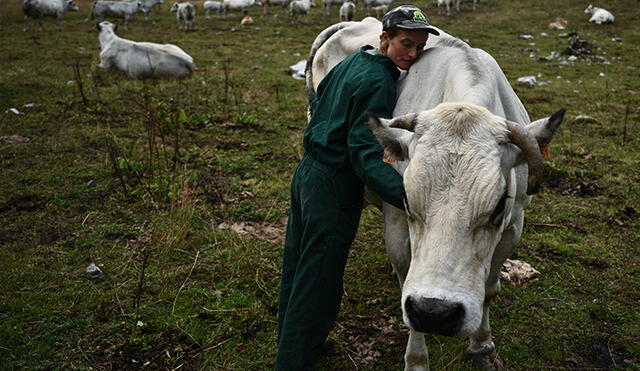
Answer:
[96,22,101,32]
[365,112,412,161]
[388,112,418,131]
[526,108,565,158]
[113,23,118,32]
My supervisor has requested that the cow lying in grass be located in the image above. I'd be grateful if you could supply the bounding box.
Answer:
[22,0,79,32]
[307,17,565,370]
[584,4,614,24]
[96,21,194,78]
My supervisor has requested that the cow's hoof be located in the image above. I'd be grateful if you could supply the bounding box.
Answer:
[465,344,504,370]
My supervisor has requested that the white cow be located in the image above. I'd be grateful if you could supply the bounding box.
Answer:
[204,0,224,17]
[584,4,614,24]
[306,17,565,370]
[223,0,262,15]
[437,0,458,16]
[371,4,387,19]
[362,0,393,15]
[91,0,143,31]
[170,2,196,31]
[289,0,311,20]
[22,0,79,32]
[438,0,477,16]
[339,1,355,21]
[96,21,195,78]
[124,0,164,20]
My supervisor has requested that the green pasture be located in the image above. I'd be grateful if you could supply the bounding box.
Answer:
[0,0,638,369]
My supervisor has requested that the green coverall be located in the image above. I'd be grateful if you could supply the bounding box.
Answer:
[276,46,407,370]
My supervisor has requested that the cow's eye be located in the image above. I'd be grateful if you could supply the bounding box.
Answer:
[489,192,509,224]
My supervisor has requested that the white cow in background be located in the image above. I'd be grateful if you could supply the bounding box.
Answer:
[204,0,224,17]
[306,17,565,371]
[91,0,143,31]
[22,0,79,32]
[339,1,355,21]
[170,2,196,30]
[371,4,387,19]
[223,0,262,15]
[584,4,614,24]
[362,0,392,15]
[438,0,477,16]
[96,21,194,78]
[289,0,311,20]
[125,0,164,20]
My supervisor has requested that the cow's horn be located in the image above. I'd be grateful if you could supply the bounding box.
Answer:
[506,120,544,195]
[389,113,418,131]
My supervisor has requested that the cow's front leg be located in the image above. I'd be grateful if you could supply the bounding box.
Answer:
[97,54,111,70]
[466,300,503,370]
[405,330,429,371]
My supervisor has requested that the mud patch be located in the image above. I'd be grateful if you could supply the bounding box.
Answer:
[332,313,404,366]
[603,206,639,227]
[544,168,602,197]
[253,152,298,162]
[0,194,48,213]
[213,139,249,150]
[0,229,16,245]
[194,168,230,206]
[573,333,636,369]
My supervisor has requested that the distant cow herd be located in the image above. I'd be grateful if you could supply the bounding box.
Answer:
[19,0,616,81]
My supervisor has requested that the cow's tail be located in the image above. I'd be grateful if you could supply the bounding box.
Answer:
[305,21,354,106]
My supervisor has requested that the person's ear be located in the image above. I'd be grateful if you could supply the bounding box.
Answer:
[380,31,390,52]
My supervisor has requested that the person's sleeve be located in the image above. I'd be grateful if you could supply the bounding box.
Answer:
[347,76,406,210]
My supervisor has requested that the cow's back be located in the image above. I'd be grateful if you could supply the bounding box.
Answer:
[394,38,530,125]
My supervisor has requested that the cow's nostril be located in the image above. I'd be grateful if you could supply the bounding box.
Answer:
[404,296,465,336]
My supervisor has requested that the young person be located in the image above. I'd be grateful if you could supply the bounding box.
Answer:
[276,6,439,370]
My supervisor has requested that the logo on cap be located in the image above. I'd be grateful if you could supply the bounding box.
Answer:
[412,10,427,24]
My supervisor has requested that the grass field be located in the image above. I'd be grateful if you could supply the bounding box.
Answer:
[1,0,639,369]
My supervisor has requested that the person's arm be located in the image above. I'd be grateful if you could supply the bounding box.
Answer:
[347,78,406,210]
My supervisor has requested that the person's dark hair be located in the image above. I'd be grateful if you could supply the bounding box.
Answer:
[386,27,399,38]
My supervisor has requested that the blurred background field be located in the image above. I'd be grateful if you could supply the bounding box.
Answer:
[0,0,638,369]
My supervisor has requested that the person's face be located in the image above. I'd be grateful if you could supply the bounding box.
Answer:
[380,28,429,70]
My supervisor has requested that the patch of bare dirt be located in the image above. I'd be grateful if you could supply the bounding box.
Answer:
[213,139,249,150]
[193,168,230,206]
[603,206,639,227]
[332,313,404,366]
[0,135,30,144]
[218,220,286,244]
[253,152,298,162]
[0,194,48,213]
[543,168,603,197]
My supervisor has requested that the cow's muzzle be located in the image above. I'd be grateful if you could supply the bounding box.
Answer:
[404,296,465,336]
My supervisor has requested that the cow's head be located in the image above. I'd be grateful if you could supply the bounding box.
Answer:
[170,2,179,12]
[367,102,564,337]
[96,21,117,34]
[66,0,79,11]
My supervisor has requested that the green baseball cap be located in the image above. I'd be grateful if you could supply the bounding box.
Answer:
[382,5,440,35]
